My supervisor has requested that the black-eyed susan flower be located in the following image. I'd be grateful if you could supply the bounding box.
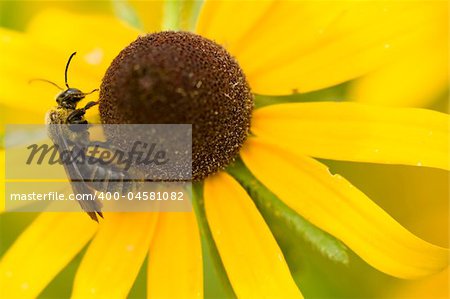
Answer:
[0,1,448,298]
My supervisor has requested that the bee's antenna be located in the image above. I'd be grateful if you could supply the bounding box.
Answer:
[82,89,99,96]
[65,52,77,89]
[28,79,64,91]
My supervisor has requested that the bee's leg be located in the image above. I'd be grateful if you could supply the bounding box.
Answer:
[66,101,99,124]
[83,101,99,110]
[66,110,89,137]
[67,109,86,124]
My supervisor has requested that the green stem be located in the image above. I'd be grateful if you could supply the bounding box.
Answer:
[163,0,204,31]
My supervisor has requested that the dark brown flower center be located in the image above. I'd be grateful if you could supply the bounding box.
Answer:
[99,31,253,180]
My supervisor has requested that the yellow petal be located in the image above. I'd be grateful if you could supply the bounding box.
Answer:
[72,212,157,299]
[241,138,449,279]
[0,105,43,125]
[350,42,449,107]
[204,172,303,298]
[251,102,449,170]
[0,27,100,114]
[198,1,445,94]
[0,212,97,299]
[147,212,202,299]
[196,0,275,51]
[26,9,140,72]
[349,2,448,107]
[389,268,449,299]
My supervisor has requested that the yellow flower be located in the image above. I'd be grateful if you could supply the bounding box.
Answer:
[0,1,448,298]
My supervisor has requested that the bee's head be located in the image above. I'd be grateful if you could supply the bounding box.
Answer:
[31,52,98,110]
[56,88,85,109]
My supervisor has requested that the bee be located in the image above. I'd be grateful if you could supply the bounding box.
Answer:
[37,52,142,222]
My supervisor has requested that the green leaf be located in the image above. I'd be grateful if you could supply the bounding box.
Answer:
[227,159,349,264]
[191,183,237,299]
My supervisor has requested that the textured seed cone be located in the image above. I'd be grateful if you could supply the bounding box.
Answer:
[99,31,253,180]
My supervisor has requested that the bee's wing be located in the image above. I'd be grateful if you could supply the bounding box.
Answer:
[81,141,145,193]
[63,153,104,222]
[48,124,103,222]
